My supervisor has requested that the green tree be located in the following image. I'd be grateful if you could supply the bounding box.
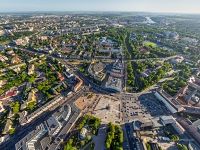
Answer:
[146,143,151,150]
[27,101,36,111]
[11,101,20,114]
[171,135,179,142]
[64,139,77,150]
[9,128,15,135]
[27,75,36,83]
[177,144,188,150]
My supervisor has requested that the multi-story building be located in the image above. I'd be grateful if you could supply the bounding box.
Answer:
[15,104,71,150]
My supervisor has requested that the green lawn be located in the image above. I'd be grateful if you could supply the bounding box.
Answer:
[143,41,157,48]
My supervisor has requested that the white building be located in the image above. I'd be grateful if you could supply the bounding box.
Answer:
[154,91,178,114]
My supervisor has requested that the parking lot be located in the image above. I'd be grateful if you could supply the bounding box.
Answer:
[139,92,170,117]
[121,93,152,123]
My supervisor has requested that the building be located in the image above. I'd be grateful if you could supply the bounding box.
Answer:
[170,56,184,64]
[189,76,200,90]
[0,80,7,88]
[64,70,74,79]
[2,119,12,135]
[45,104,71,136]
[20,96,64,125]
[160,116,175,125]
[105,76,122,92]
[154,90,184,114]
[160,116,185,135]
[163,31,179,40]
[0,54,8,62]
[28,64,35,75]
[105,59,123,92]
[79,127,88,139]
[73,76,83,92]
[16,104,72,150]
[15,123,50,150]
[88,62,106,81]
[26,89,37,106]
[182,37,198,45]
[0,135,9,144]
[0,88,19,101]
[99,37,114,47]
[176,78,200,105]
[108,60,124,78]
[192,119,200,128]
[39,36,48,41]
[0,30,5,36]
[11,55,22,64]
[132,115,185,135]
[0,101,5,113]
[57,72,65,81]
[15,37,29,46]
[0,45,5,51]
[184,87,199,104]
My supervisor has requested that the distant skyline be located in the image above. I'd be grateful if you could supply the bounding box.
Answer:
[0,0,200,14]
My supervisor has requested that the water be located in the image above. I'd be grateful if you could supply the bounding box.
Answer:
[144,17,156,24]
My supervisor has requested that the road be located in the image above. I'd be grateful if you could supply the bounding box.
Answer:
[124,123,136,150]
[93,124,107,150]
[76,71,111,94]
[16,47,178,64]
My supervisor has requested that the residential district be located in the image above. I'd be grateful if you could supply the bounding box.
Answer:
[0,12,199,150]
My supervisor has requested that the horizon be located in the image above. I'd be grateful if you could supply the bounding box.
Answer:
[0,0,200,14]
[0,10,200,16]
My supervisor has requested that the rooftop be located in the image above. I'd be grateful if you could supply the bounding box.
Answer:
[105,76,122,92]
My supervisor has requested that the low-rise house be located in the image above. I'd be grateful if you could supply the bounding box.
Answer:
[0,54,8,62]
[0,80,7,88]
[14,37,29,46]
[0,30,5,36]
[83,52,92,59]
[0,88,19,101]
[64,70,74,79]
[11,55,22,64]
[12,67,21,73]
[2,119,12,135]
[163,31,179,40]
[0,134,9,144]
[57,72,65,82]
[0,45,5,51]
[27,89,37,104]
[28,64,35,75]
[182,37,198,45]
[6,50,15,56]
[170,56,184,64]
[39,36,48,41]
[80,127,88,139]
[0,101,5,113]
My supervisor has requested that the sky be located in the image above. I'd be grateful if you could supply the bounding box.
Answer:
[0,0,200,14]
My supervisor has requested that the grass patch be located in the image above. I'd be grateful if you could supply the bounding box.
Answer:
[143,41,157,48]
